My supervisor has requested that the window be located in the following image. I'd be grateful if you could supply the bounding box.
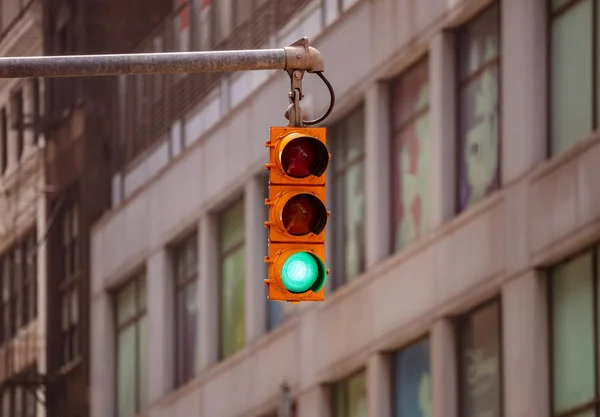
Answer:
[390,57,430,251]
[549,0,599,154]
[60,203,80,365]
[10,87,24,161]
[458,300,502,417]
[172,231,199,386]
[331,370,368,417]
[115,274,147,417]
[219,199,246,359]
[330,105,366,290]
[456,4,500,212]
[392,338,431,417]
[550,249,600,417]
[30,78,41,145]
[1,108,7,174]
[0,229,37,345]
[22,233,37,325]
[0,377,37,417]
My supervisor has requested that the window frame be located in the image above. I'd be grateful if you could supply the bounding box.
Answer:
[329,103,367,290]
[548,248,600,417]
[454,2,503,214]
[456,297,504,417]
[172,230,199,387]
[113,272,147,417]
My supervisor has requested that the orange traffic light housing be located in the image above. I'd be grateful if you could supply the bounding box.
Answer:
[264,126,329,302]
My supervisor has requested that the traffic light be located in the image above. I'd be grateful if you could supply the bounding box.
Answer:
[264,127,330,302]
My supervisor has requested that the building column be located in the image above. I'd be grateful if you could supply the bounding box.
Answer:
[365,82,391,269]
[146,249,174,401]
[367,353,392,417]
[429,31,457,229]
[431,319,457,417]
[501,0,547,183]
[199,213,219,370]
[90,293,114,417]
[502,271,549,417]
[244,176,267,343]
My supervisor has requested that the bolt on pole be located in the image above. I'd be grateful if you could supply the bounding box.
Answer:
[0,37,323,79]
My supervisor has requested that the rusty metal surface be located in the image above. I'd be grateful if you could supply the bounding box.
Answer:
[0,49,287,79]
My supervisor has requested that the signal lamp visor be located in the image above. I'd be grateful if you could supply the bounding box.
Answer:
[281,194,327,236]
[281,251,326,293]
[280,137,328,178]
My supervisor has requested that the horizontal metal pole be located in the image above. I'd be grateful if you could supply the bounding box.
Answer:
[0,37,324,79]
[0,49,286,79]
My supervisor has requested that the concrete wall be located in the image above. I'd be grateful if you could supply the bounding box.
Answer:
[90,0,593,416]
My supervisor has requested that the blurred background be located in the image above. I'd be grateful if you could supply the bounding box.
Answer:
[0,0,594,416]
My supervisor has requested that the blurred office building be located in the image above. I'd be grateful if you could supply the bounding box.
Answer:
[87,0,599,417]
[0,0,46,416]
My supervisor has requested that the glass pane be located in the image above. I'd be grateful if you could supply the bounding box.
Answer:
[394,339,431,417]
[552,0,570,11]
[392,113,430,251]
[117,326,137,417]
[457,4,499,81]
[194,0,212,51]
[138,316,148,411]
[391,58,429,131]
[2,390,9,417]
[117,281,136,326]
[185,234,198,277]
[343,161,366,280]
[70,287,78,324]
[61,295,69,331]
[332,383,347,417]
[333,156,345,285]
[458,65,500,211]
[14,386,21,417]
[215,0,232,43]
[220,199,245,253]
[552,252,595,414]
[459,301,501,417]
[176,281,198,383]
[347,371,368,417]
[220,246,246,358]
[551,0,593,155]
[174,0,191,52]
[24,387,36,417]
[346,106,365,163]
[267,299,283,330]
[138,276,147,313]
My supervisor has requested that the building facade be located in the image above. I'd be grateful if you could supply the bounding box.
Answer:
[90,0,597,417]
[0,0,46,416]
[41,0,171,416]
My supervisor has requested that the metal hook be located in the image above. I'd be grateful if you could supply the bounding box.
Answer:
[284,70,335,127]
[303,71,335,126]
